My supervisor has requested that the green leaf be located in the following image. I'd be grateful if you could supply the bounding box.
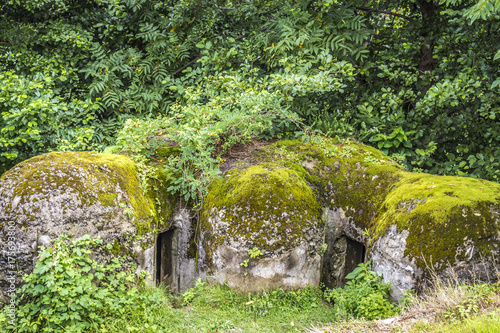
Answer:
[345,266,363,280]
[494,49,500,61]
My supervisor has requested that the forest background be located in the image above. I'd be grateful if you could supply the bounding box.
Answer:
[1,0,499,184]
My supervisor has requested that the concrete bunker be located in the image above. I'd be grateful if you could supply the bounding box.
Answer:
[156,229,177,289]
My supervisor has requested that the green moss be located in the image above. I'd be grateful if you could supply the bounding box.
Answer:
[156,146,181,158]
[1,152,172,236]
[138,164,176,234]
[377,173,500,268]
[112,239,121,254]
[202,162,322,261]
[266,139,500,273]
[261,139,400,233]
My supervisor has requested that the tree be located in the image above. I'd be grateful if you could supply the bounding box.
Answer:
[1,0,498,181]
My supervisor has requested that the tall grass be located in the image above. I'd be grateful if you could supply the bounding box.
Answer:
[311,268,500,333]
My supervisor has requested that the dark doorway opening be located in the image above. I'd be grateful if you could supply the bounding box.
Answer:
[321,235,366,289]
[156,229,175,286]
[341,237,366,285]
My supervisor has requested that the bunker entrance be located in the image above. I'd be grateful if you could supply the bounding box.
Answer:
[341,237,366,285]
[321,235,366,289]
[156,229,176,287]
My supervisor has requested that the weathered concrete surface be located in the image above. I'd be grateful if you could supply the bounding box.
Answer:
[209,242,321,292]
[161,209,201,293]
[0,152,172,303]
[370,225,420,301]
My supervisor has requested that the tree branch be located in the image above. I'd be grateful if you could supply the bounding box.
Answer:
[173,54,202,75]
[356,7,414,22]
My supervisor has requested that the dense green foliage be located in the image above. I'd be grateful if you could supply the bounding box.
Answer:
[1,0,499,184]
[0,235,162,333]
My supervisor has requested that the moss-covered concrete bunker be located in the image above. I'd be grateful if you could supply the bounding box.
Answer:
[1,138,499,301]
[0,151,178,302]
[201,139,500,298]
[201,161,324,291]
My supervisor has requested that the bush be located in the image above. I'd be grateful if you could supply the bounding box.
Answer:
[0,71,98,174]
[2,235,163,333]
[324,261,396,320]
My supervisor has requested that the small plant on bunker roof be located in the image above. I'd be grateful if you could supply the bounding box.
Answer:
[119,202,134,219]
[248,247,263,259]
[363,228,373,245]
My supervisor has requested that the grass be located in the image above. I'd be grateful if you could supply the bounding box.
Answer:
[3,267,500,332]
[412,311,500,333]
[102,282,339,333]
[106,302,335,332]
[98,276,500,333]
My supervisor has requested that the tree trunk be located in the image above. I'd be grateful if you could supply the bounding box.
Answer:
[418,0,437,73]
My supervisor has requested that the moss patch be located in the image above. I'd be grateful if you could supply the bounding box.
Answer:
[0,152,173,235]
[378,174,500,269]
[213,138,500,275]
[202,162,322,261]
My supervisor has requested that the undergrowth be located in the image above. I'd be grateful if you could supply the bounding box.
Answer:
[0,235,399,333]
[3,235,499,332]
[311,270,500,333]
[0,235,164,333]
[324,261,397,321]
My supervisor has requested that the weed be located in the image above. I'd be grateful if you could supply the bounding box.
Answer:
[363,152,382,165]
[248,247,263,259]
[240,247,263,276]
[319,243,328,256]
[324,261,396,320]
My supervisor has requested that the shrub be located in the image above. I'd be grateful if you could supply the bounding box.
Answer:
[324,261,396,320]
[2,235,163,333]
[0,71,98,174]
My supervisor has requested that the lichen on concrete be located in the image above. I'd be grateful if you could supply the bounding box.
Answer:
[3,152,155,227]
[256,138,500,292]
[0,151,176,302]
